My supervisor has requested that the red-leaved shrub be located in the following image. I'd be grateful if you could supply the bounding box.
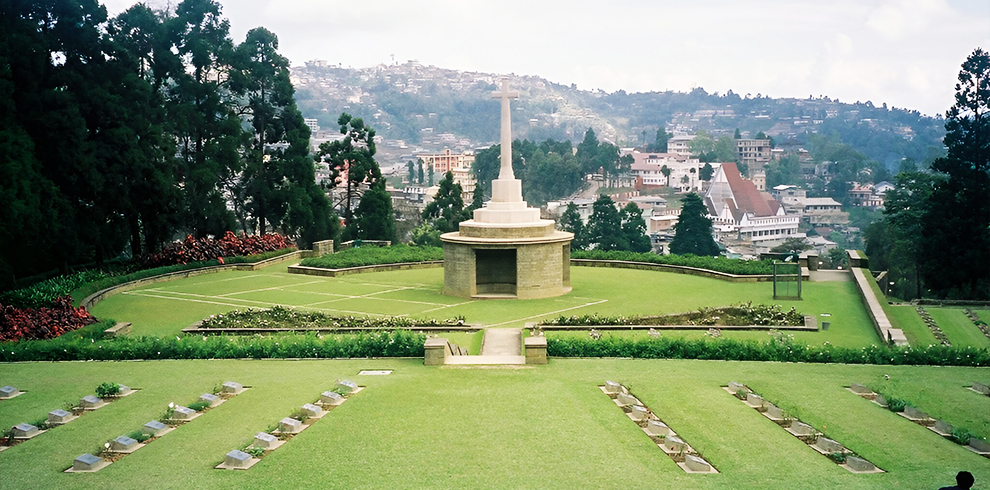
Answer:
[0,296,97,342]
[137,232,291,268]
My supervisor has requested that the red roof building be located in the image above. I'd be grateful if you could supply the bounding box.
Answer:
[704,163,800,243]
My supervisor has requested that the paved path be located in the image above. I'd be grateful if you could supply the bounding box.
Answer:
[446,328,525,365]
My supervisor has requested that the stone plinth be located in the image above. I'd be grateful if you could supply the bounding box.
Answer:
[524,336,548,364]
[424,337,451,365]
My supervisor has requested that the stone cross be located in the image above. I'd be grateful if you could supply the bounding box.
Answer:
[492,77,519,181]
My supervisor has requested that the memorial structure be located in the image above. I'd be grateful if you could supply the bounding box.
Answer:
[441,78,573,299]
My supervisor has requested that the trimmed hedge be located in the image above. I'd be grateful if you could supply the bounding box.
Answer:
[545,335,990,366]
[200,306,463,329]
[299,244,442,269]
[572,250,775,275]
[541,303,804,327]
[0,328,426,362]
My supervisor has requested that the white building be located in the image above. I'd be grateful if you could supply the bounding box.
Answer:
[705,163,800,243]
[625,151,714,192]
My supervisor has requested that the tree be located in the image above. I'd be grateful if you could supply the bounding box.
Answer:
[765,155,801,188]
[917,48,990,298]
[467,184,485,212]
[689,130,714,156]
[586,194,626,251]
[422,171,469,234]
[770,237,812,254]
[407,160,415,183]
[734,128,742,139]
[317,113,380,232]
[576,127,600,175]
[621,203,652,253]
[646,128,672,152]
[417,158,424,184]
[661,165,671,186]
[427,163,435,186]
[700,163,714,181]
[669,193,719,256]
[559,202,587,250]
[351,179,395,242]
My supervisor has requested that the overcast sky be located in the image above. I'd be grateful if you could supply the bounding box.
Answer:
[103,0,989,117]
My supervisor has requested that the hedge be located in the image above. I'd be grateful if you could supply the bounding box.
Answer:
[299,244,443,269]
[545,335,990,366]
[200,306,463,329]
[571,250,775,275]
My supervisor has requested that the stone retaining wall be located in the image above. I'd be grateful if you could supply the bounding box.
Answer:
[287,261,443,277]
[849,261,908,346]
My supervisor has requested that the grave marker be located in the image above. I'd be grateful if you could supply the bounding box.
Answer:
[873,394,888,408]
[336,379,358,394]
[662,435,688,454]
[849,383,871,395]
[968,437,990,455]
[279,417,303,434]
[71,454,107,472]
[253,432,279,449]
[727,381,747,394]
[813,437,845,454]
[221,381,245,395]
[12,423,40,439]
[765,404,786,421]
[199,393,220,407]
[902,406,930,421]
[931,420,954,437]
[630,405,649,422]
[604,381,622,394]
[786,421,816,437]
[0,385,20,399]
[301,403,323,419]
[645,420,672,437]
[845,455,879,473]
[224,450,252,468]
[684,454,713,472]
[79,395,105,410]
[971,382,990,396]
[172,406,196,421]
[745,393,766,410]
[616,392,639,407]
[320,391,344,406]
[110,435,139,453]
[48,409,75,425]
[143,420,168,437]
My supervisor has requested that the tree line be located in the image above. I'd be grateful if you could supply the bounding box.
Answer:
[0,0,335,288]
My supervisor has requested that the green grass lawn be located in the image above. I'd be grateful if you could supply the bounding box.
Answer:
[90,264,880,348]
[887,305,938,347]
[926,307,990,349]
[0,359,986,489]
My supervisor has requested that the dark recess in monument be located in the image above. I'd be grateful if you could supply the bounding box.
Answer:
[476,249,517,295]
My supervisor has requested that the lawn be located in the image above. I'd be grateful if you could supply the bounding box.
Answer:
[0,359,986,489]
[927,307,990,349]
[90,263,880,348]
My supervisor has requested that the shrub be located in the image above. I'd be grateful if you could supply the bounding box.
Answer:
[187,400,211,412]
[0,296,98,342]
[951,427,974,445]
[0,270,111,309]
[200,305,463,330]
[136,232,291,268]
[541,303,804,327]
[572,250,775,275]
[95,382,122,398]
[828,451,847,464]
[299,244,442,269]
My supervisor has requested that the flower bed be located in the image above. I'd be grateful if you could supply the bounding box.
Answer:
[197,306,464,330]
[137,231,291,268]
[298,244,442,269]
[1,296,97,342]
[541,303,804,327]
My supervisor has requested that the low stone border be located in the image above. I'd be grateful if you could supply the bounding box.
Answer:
[849,262,907,346]
[728,382,883,473]
[571,259,787,283]
[287,261,443,277]
[601,381,717,473]
[80,250,305,310]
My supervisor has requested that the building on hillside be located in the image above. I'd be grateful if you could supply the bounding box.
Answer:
[304,118,320,134]
[625,151,712,192]
[704,163,799,243]
[749,169,766,191]
[736,139,771,167]
[416,148,476,200]
[666,134,694,156]
[848,182,892,209]
[797,197,848,226]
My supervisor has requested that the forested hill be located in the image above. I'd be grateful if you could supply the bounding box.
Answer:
[292,61,945,168]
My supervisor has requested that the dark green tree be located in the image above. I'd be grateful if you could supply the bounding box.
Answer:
[587,194,627,251]
[318,113,380,230]
[621,203,652,253]
[407,160,415,183]
[467,183,485,212]
[647,128,672,152]
[576,128,600,175]
[734,128,742,139]
[765,155,802,188]
[422,171,469,233]
[351,179,395,242]
[559,203,587,250]
[769,237,812,254]
[417,158,424,184]
[669,193,719,256]
[700,163,714,181]
[661,165,671,186]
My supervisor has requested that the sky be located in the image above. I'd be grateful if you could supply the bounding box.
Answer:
[103,0,989,117]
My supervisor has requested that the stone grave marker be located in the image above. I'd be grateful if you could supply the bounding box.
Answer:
[172,406,196,421]
[199,393,220,407]
[968,437,990,455]
[336,379,358,394]
[813,437,845,454]
[221,381,244,395]
[48,409,75,425]
[764,404,786,421]
[684,454,713,472]
[745,393,766,410]
[604,381,622,394]
[786,421,816,437]
[253,432,279,449]
[902,406,930,421]
[279,417,303,434]
[849,383,872,395]
[971,382,990,396]
[0,385,20,399]
[143,420,168,437]
[320,390,344,406]
[630,405,649,422]
[662,435,688,454]
[223,450,252,469]
[114,385,132,397]
[71,453,107,472]
[301,403,323,419]
[79,395,105,410]
[845,455,879,472]
[873,394,888,408]
[645,420,672,437]
[110,435,139,453]
[727,381,747,394]
[12,423,40,439]
[616,392,639,407]
[931,420,954,437]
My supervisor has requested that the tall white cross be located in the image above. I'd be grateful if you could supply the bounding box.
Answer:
[492,77,518,180]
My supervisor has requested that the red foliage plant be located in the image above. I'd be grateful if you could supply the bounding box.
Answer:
[0,296,97,342]
[138,232,291,268]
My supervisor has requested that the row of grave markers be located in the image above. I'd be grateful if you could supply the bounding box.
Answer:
[218,379,361,470]
[1,384,138,452]
[848,382,990,458]
[67,381,247,473]
[726,381,883,473]
[601,381,717,473]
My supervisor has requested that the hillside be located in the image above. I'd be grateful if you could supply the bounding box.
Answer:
[291,60,945,168]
